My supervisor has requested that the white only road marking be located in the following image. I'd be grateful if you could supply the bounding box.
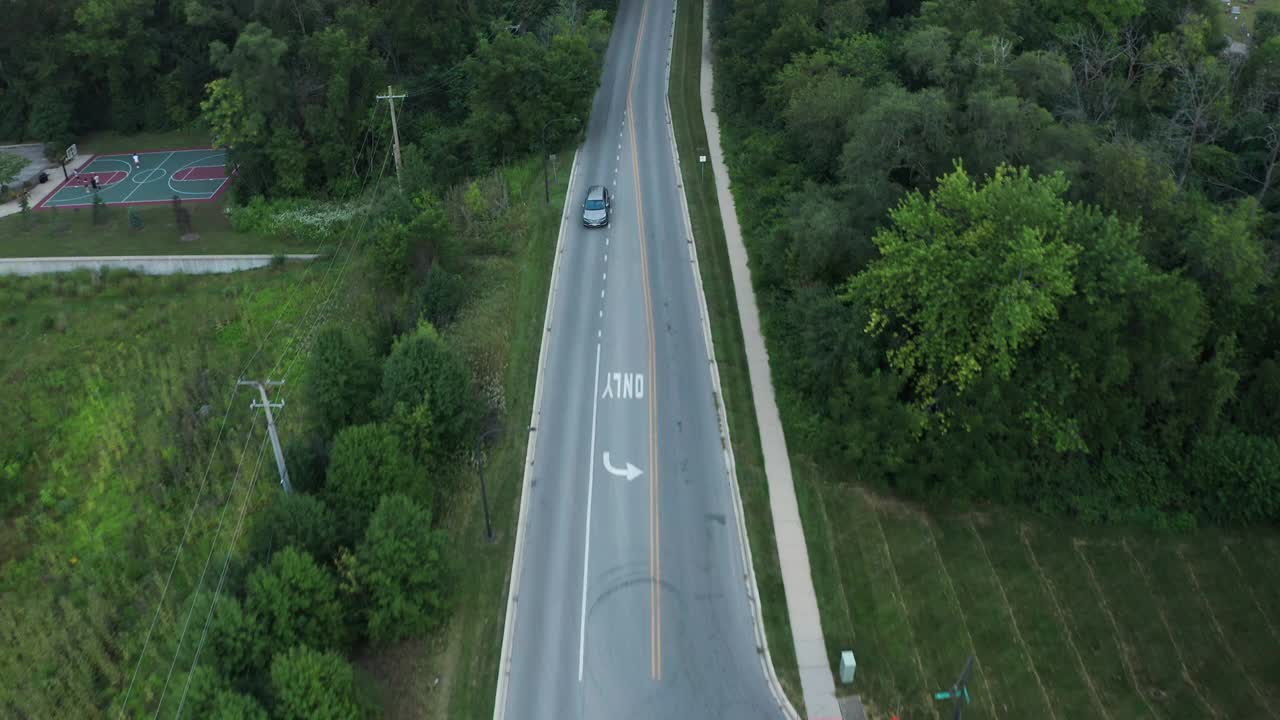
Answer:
[601,289,605,299]
[603,272,607,281]
[578,342,603,682]
[604,254,608,263]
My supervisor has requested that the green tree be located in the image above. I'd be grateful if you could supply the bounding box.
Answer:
[269,646,366,720]
[839,86,954,194]
[244,548,346,666]
[200,78,264,150]
[845,164,1080,409]
[380,321,474,456]
[0,152,24,186]
[353,493,448,643]
[305,325,379,437]
[1180,195,1265,309]
[203,595,258,682]
[176,666,268,720]
[324,423,418,538]
[245,492,339,565]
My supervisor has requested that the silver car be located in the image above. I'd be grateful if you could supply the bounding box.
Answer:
[582,185,610,228]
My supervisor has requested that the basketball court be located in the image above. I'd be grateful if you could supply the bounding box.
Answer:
[36,146,233,210]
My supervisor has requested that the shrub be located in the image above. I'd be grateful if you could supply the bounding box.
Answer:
[245,493,339,565]
[380,321,475,458]
[304,325,379,437]
[243,548,346,667]
[324,423,418,541]
[1187,429,1280,526]
[412,265,469,328]
[175,665,268,720]
[203,594,259,682]
[269,646,367,720]
[282,432,329,495]
[354,494,448,643]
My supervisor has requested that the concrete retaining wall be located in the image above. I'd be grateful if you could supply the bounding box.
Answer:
[0,254,320,276]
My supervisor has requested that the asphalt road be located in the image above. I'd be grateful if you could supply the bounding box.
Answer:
[497,0,784,717]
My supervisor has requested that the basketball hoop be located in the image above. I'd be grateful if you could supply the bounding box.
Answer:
[59,144,79,181]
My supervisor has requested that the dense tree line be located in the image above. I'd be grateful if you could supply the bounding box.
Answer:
[0,0,610,196]
[711,0,1280,527]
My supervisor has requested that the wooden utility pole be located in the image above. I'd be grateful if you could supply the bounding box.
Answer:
[238,379,292,493]
[376,85,407,185]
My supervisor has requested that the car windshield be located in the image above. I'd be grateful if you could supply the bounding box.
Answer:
[585,199,605,210]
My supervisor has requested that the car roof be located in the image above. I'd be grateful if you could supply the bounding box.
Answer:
[586,185,606,199]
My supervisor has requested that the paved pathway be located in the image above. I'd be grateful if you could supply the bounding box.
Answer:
[0,144,63,218]
[697,5,842,719]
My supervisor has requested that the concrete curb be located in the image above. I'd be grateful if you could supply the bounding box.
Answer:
[491,148,581,720]
[663,2,801,719]
[0,254,319,276]
[698,3,842,718]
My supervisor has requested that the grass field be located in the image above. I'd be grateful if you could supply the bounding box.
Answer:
[795,461,1280,719]
[351,155,574,719]
[0,256,372,715]
[673,1,1280,719]
[668,0,805,711]
[76,128,214,155]
[1224,0,1280,40]
[0,199,307,257]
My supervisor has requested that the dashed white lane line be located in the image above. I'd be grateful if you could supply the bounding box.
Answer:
[602,272,607,281]
[601,289,605,299]
[599,310,603,318]
[604,253,608,263]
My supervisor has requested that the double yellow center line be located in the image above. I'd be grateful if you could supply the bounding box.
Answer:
[625,0,662,682]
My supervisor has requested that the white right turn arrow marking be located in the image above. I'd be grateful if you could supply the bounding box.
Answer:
[602,452,643,481]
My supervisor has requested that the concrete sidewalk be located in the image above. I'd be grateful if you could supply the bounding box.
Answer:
[696,5,842,720]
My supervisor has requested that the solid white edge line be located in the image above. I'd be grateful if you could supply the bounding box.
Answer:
[578,341,604,682]
[492,147,582,720]
[662,1,800,717]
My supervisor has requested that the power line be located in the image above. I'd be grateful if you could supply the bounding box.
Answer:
[174,432,272,719]
[149,421,264,716]
[161,137,398,716]
[116,106,393,717]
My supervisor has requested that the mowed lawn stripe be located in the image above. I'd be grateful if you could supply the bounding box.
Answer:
[823,482,932,717]
[934,515,1055,720]
[1023,530,1159,719]
[1133,541,1273,718]
[1086,540,1217,717]
[794,471,855,658]
[872,503,996,720]
[1179,541,1280,707]
[1220,540,1280,647]
[972,523,1098,714]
